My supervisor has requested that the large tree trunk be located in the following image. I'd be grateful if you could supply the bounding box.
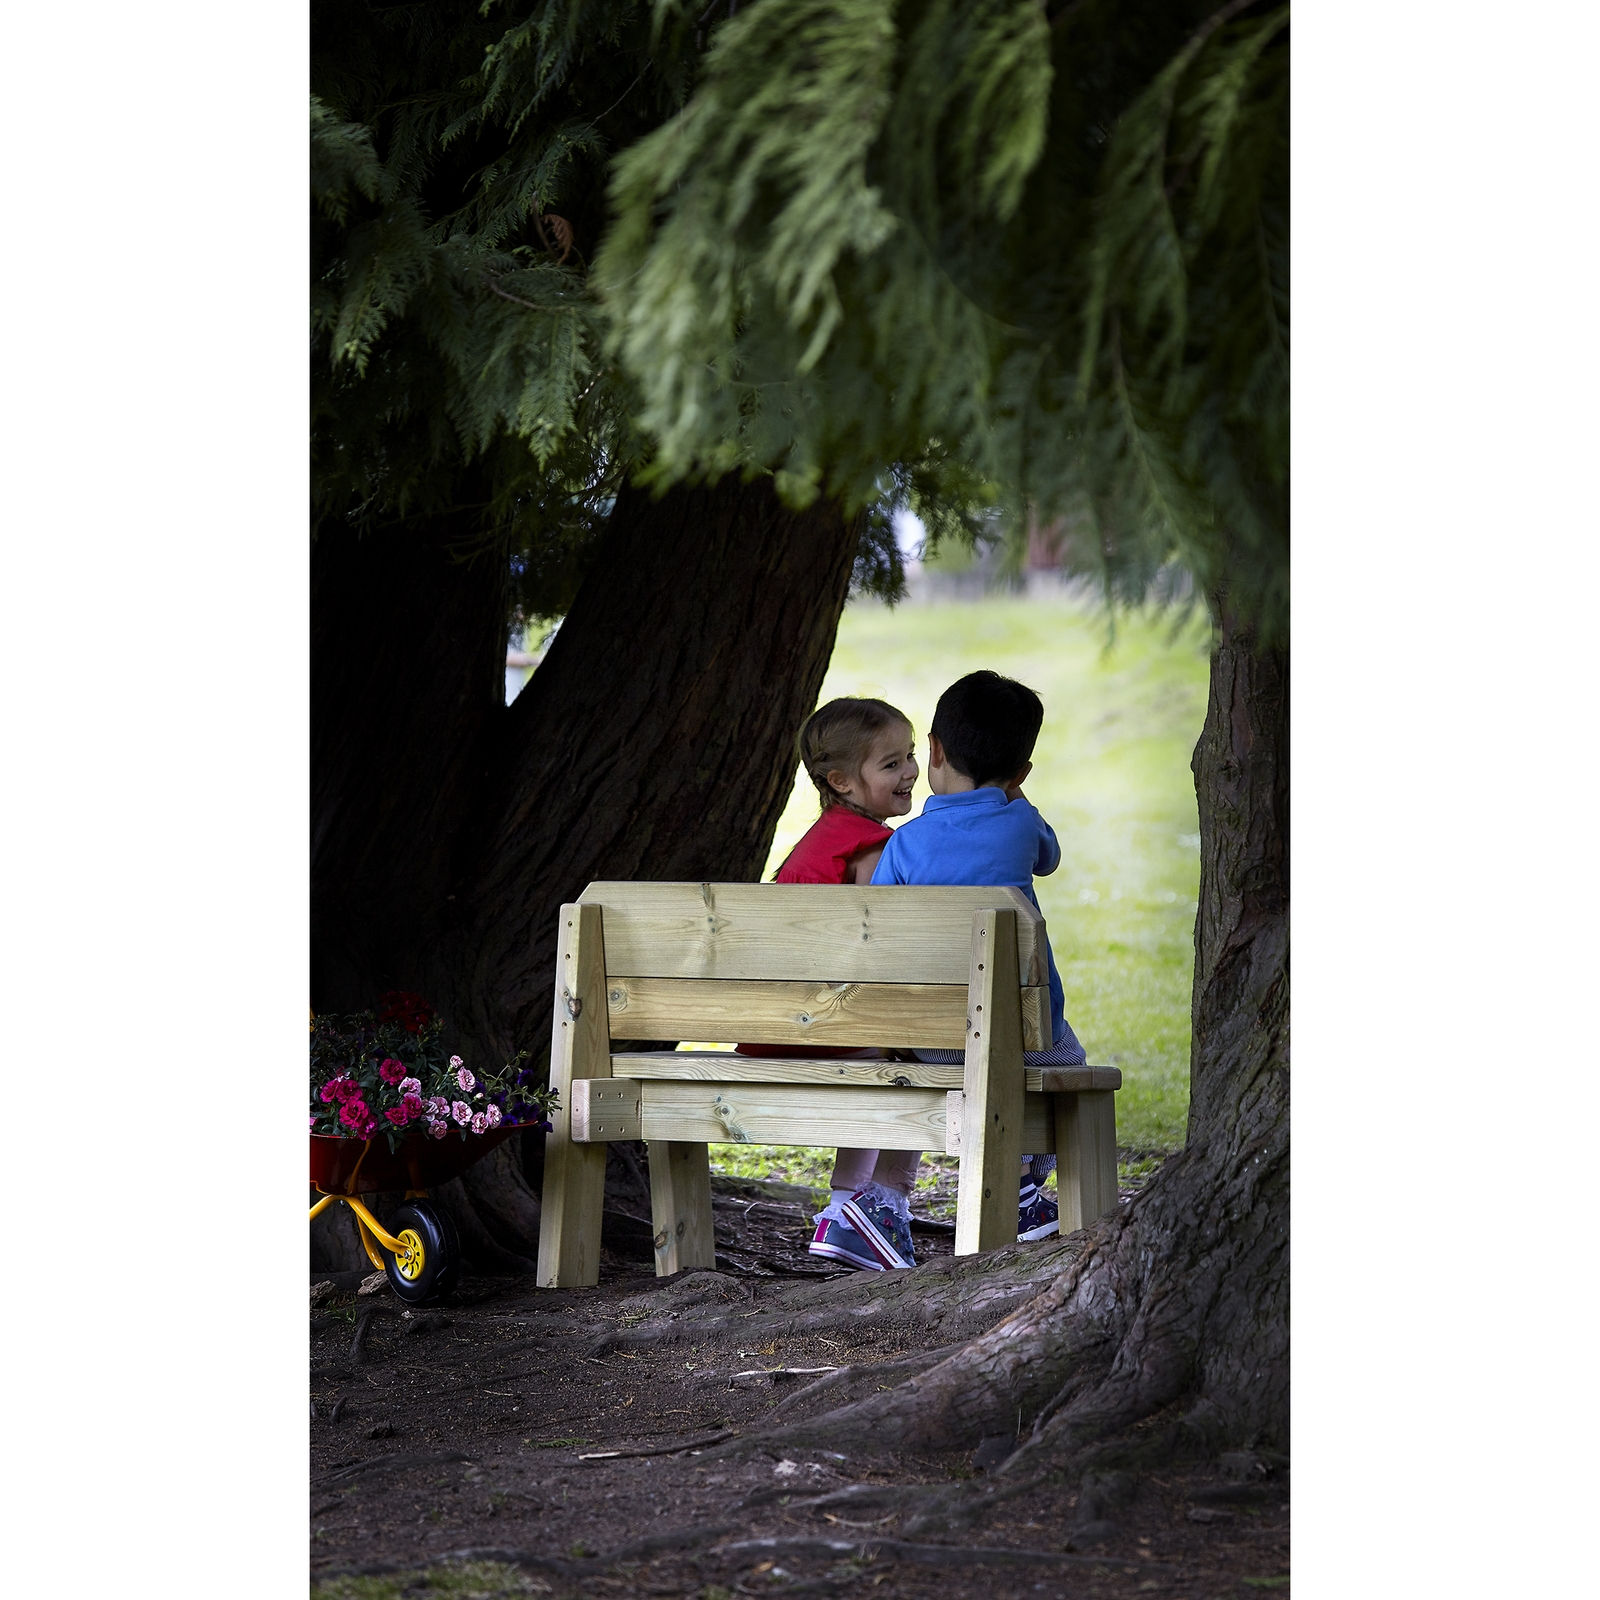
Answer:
[311,475,861,1271]
[749,617,1289,1469]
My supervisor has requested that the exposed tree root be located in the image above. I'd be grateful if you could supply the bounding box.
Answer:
[586,1237,1082,1361]
[777,1342,968,1414]
[707,1534,1178,1573]
[318,1520,1178,1583]
[736,1471,1052,1541]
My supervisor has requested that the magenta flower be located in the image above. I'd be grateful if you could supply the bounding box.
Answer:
[470,1112,488,1134]
[483,1104,502,1129]
[378,1057,405,1086]
[320,1076,357,1105]
[456,1065,476,1093]
[338,1098,370,1131]
[428,1120,448,1140]
[384,1106,409,1127]
[309,1113,317,1130]
[400,1093,423,1119]
[451,1100,472,1126]
[399,1077,422,1098]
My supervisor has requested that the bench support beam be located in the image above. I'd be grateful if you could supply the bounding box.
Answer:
[954,909,1026,1256]
[537,903,613,1288]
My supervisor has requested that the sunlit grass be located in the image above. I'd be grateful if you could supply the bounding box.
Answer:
[311,1561,548,1598]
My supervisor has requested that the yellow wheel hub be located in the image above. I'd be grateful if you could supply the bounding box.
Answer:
[392,1227,426,1281]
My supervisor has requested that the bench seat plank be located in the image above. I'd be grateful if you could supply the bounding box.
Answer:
[571,1078,951,1150]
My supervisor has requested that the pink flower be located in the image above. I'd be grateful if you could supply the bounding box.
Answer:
[399,1077,422,1098]
[428,1119,448,1140]
[309,1113,317,1130]
[451,1100,472,1126]
[378,1057,405,1086]
[470,1112,488,1134]
[483,1104,502,1129]
[449,1055,464,1069]
[456,1065,476,1093]
[427,1096,449,1116]
[338,1098,378,1138]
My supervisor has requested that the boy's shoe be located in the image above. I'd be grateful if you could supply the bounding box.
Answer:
[840,1189,915,1269]
[807,1217,886,1271]
[1018,1189,1060,1241]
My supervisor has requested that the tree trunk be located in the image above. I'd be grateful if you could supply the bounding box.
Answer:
[310,475,861,1271]
[750,618,1289,1469]
[311,485,508,1013]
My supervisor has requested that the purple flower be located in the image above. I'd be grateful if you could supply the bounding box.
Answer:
[451,1100,472,1126]
[399,1077,422,1098]
[483,1104,502,1129]
[428,1096,449,1116]
[456,1065,476,1093]
[427,1119,448,1140]
[470,1112,488,1134]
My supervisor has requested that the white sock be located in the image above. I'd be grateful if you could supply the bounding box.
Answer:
[815,1187,857,1224]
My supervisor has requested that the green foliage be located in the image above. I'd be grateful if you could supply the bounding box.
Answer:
[311,1,687,616]
[599,0,1289,637]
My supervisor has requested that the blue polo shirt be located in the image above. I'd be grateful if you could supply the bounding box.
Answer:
[870,787,1071,1047]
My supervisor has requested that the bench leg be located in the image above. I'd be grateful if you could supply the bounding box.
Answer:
[954,909,1026,1256]
[648,1140,716,1276]
[537,903,612,1288]
[1053,1089,1119,1232]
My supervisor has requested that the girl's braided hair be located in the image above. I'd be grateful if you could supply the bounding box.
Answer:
[798,697,911,814]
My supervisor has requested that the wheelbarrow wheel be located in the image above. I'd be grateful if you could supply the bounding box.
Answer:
[380,1201,460,1306]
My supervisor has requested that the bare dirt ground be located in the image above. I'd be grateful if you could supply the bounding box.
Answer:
[310,1171,1288,1599]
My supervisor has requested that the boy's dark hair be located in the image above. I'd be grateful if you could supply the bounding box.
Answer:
[930,671,1044,785]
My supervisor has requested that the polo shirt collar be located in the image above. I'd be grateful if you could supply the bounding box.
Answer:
[923,787,1008,812]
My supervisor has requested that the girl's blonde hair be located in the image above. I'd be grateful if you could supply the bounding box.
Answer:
[798,697,912,813]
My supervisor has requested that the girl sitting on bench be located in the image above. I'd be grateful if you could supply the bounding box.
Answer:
[735,696,926,1271]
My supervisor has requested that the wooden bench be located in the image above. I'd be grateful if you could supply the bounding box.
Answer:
[536,882,1121,1288]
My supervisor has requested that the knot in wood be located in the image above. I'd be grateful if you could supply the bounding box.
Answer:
[564,993,583,1021]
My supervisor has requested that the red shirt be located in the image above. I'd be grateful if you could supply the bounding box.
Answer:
[738,807,892,1058]
[773,806,892,884]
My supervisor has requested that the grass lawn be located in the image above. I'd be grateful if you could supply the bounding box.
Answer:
[705,590,1212,1197]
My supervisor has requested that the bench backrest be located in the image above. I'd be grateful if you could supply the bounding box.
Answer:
[575,882,1049,1052]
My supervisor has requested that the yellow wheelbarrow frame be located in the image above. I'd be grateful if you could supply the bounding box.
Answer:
[308,1189,428,1280]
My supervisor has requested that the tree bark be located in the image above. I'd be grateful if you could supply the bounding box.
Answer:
[310,475,861,1271]
[750,618,1289,1468]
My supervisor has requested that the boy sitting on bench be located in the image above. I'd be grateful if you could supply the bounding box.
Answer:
[817,670,1088,1270]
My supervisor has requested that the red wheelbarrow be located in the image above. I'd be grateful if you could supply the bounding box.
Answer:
[309,1127,515,1304]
